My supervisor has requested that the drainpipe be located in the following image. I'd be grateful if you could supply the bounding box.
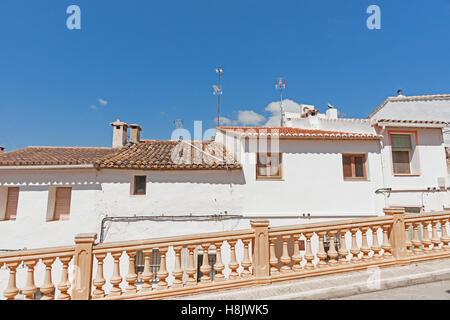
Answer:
[98,213,379,243]
[378,125,388,209]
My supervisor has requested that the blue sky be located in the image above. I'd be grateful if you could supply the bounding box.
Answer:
[1,0,449,150]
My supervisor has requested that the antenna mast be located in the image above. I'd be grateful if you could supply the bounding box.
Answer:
[213,67,223,127]
[275,78,286,126]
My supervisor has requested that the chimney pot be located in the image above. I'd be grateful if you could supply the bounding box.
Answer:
[110,119,128,148]
[129,124,142,144]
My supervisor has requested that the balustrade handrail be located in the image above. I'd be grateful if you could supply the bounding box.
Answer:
[0,246,74,264]
[2,209,450,300]
[404,211,450,223]
[92,228,254,254]
[268,215,393,237]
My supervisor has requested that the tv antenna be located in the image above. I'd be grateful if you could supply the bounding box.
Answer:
[275,78,286,126]
[213,67,223,127]
[173,119,183,129]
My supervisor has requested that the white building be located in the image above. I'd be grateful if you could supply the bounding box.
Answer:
[368,91,450,146]
[0,93,449,298]
[0,97,449,249]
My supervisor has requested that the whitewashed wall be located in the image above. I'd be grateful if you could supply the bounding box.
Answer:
[378,127,449,210]
[370,98,450,147]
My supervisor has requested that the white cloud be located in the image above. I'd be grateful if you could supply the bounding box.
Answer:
[264,99,303,126]
[213,110,265,127]
[237,110,266,126]
[212,99,305,127]
[90,105,98,110]
[98,98,108,106]
[214,116,238,126]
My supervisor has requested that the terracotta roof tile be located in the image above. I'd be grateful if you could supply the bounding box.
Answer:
[218,127,381,140]
[0,147,115,166]
[0,141,241,170]
[95,140,240,170]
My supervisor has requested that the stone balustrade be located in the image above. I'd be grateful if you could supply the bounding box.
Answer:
[1,208,450,300]
[0,246,75,300]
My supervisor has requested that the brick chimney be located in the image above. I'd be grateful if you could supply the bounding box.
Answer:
[110,119,128,148]
[129,124,142,144]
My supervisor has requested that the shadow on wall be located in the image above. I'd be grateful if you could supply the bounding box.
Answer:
[99,169,246,185]
[0,168,246,187]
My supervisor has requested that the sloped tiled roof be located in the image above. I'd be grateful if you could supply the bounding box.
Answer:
[376,119,448,124]
[0,146,115,166]
[368,94,450,119]
[95,140,240,170]
[374,119,449,127]
[0,141,240,170]
[218,127,381,140]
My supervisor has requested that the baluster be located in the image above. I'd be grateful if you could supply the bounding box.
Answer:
[185,245,197,286]
[200,243,212,283]
[140,249,154,292]
[57,256,72,300]
[3,262,20,300]
[213,242,225,282]
[241,239,252,278]
[156,247,169,289]
[92,253,107,298]
[338,230,350,264]
[431,220,441,251]
[422,221,432,252]
[327,231,338,265]
[412,222,423,255]
[317,232,328,268]
[228,241,239,279]
[304,233,315,269]
[22,260,37,300]
[350,228,361,263]
[125,251,138,294]
[269,237,280,275]
[360,227,371,261]
[280,235,292,273]
[381,225,393,258]
[291,234,302,272]
[40,258,55,300]
[109,251,123,296]
[172,246,184,288]
[370,226,381,260]
[441,219,450,251]
[405,223,413,256]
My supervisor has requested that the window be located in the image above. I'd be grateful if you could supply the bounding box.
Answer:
[135,249,160,284]
[4,187,19,221]
[391,134,413,174]
[342,154,367,180]
[256,153,282,180]
[53,187,72,221]
[132,176,146,195]
[197,252,217,282]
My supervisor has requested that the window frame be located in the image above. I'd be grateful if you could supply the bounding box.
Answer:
[256,152,283,180]
[131,175,147,195]
[52,187,72,221]
[388,130,420,177]
[1,187,20,221]
[342,153,368,181]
